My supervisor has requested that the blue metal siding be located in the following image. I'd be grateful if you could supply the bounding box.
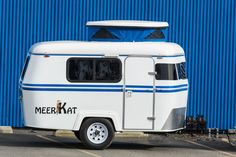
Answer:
[0,0,235,129]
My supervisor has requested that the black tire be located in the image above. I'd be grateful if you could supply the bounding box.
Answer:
[79,118,114,150]
[74,130,81,140]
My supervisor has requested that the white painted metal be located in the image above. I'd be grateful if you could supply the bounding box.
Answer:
[29,41,184,56]
[124,57,154,130]
[21,40,188,133]
[86,20,169,28]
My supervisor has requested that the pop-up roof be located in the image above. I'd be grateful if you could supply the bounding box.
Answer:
[86,20,168,42]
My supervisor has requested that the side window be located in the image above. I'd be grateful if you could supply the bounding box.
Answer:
[95,59,121,81]
[155,64,177,80]
[92,28,119,39]
[67,58,121,83]
[68,59,93,81]
[177,62,187,79]
[145,29,165,39]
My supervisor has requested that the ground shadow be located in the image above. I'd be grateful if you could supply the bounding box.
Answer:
[0,133,235,153]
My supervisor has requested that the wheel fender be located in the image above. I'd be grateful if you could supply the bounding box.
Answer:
[72,111,121,131]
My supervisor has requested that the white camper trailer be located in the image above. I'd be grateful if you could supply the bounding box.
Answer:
[20,21,188,149]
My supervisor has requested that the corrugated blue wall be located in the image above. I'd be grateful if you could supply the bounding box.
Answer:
[0,0,235,129]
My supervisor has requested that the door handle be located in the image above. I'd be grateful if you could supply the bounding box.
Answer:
[148,72,157,75]
[147,117,155,120]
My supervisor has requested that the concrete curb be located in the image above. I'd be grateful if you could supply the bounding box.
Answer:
[54,130,149,138]
[0,126,13,134]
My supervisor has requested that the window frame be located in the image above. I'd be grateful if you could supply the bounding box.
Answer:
[66,57,122,83]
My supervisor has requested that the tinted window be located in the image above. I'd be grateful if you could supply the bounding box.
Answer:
[95,59,121,81]
[155,64,177,80]
[177,62,187,79]
[67,58,121,82]
[145,29,165,39]
[68,59,93,81]
[92,28,119,39]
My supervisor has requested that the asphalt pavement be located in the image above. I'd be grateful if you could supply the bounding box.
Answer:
[0,130,235,157]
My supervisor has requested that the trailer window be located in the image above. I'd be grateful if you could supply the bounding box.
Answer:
[95,59,121,81]
[92,28,119,39]
[68,59,93,81]
[155,64,177,80]
[67,58,121,82]
[145,29,165,39]
[177,62,187,79]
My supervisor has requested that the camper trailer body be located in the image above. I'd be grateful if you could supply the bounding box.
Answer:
[20,41,188,132]
[20,21,188,149]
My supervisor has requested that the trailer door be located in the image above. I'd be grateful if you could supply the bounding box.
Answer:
[124,57,155,130]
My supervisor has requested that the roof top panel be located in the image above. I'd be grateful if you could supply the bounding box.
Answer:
[29,41,184,56]
[86,20,169,28]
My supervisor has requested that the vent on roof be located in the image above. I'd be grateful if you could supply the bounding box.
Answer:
[92,28,119,39]
[145,29,165,39]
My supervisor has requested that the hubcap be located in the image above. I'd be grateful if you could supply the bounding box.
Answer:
[87,122,108,144]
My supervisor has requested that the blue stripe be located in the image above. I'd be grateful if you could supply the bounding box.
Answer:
[127,84,188,88]
[119,54,184,58]
[30,53,104,56]
[154,55,185,58]
[126,89,153,93]
[22,83,188,89]
[120,54,184,58]
[22,87,122,92]
[157,88,188,93]
[22,83,123,88]
[22,87,188,93]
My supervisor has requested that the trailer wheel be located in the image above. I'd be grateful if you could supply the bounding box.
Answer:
[79,118,114,149]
